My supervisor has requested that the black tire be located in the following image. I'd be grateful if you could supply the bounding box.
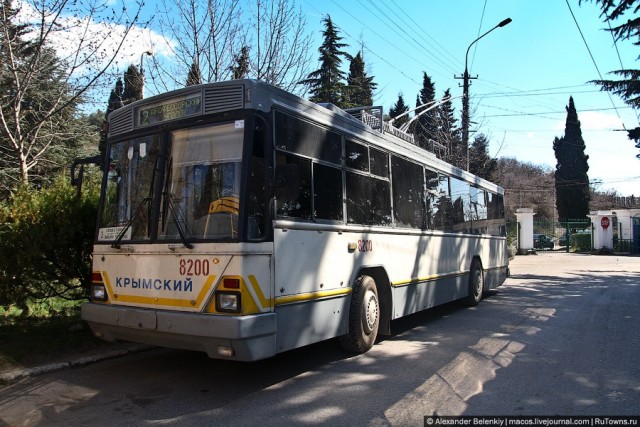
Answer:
[463,259,484,306]
[339,275,380,354]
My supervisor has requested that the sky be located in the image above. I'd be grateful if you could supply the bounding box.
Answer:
[295,0,640,197]
[19,0,638,196]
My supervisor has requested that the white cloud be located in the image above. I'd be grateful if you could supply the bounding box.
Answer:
[14,0,174,75]
[579,111,624,131]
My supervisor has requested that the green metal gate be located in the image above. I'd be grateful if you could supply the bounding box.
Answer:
[532,219,592,253]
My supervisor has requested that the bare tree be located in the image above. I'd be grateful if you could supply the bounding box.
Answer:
[0,0,145,189]
[151,0,243,91]
[249,0,312,92]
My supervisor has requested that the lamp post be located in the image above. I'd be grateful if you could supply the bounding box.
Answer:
[139,50,153,96]
[461,17,511,171]
[140,50,153,74]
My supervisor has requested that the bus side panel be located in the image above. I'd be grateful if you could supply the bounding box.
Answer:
[273,228,355,296]
[391,275,466,318]
[273,228,353,352]
[275,297,350,353]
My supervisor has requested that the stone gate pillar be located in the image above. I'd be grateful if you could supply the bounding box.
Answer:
[515,208,535,254]
[588,211,614,251]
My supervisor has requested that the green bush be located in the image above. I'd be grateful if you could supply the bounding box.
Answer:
[0,173,100,313]
[571,233,592,252]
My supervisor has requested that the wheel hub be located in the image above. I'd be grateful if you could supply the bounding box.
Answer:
[363,290,378,334]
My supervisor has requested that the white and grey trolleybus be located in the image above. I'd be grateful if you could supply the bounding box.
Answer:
[80,79,509,361]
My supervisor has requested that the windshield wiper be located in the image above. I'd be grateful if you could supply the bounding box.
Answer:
[112,198,151,249]
[163,192,194,249]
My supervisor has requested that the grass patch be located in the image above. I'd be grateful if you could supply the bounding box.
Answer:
[0,299,107,372]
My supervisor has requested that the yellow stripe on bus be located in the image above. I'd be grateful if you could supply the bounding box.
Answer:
[275,288,351,306]
[248,275,273,309]
[391,270,467,287]
[102,272,216,308]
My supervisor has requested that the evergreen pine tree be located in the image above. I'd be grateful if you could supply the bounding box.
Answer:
[0,0,79,193]
[122,65,143,105]
[300,15,350,107]
[469,133,497,181]
[413,72,438,149]
[389,93,410,129]
[584,0,640,158]
[186,62,203,86]
[231,46,250,80]
[99,68,145,160]
[436,89,462,166]
[553,97,590,220]
[343,51,376,108]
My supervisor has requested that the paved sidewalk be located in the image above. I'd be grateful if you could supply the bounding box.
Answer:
[0,343,153,384]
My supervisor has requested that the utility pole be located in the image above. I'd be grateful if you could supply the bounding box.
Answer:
[456,18,512,171]
[455,69,477,171]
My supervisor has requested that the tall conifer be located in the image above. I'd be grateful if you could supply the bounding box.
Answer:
[414,72,438,149]
[186,62,203,86]
[389,93,410,129]
[301,15,350,107]
[343,51,376,108]
[553,97,590,220]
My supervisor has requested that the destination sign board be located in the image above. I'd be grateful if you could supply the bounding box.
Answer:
[136,94,202,127]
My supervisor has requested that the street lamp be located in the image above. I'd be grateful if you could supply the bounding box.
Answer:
[139,50,153,95]
[461,17,512,171]
[140,50,153,75]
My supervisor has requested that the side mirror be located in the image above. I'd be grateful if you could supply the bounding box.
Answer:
[70,154,102,198]
[274,164,299,201]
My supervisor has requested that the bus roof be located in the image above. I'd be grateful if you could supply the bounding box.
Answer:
[108,79,503,195]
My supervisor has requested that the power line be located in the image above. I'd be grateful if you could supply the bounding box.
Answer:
[470,0,488,71]
[565,0,625,127]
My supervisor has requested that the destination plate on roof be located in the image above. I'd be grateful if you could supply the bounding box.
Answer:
[136,94,202,127]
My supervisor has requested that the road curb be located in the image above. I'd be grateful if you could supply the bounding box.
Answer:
[0,344,153,384]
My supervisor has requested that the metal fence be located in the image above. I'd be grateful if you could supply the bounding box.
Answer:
[532,219,592,253]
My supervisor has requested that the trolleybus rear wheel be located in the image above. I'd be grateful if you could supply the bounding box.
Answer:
[464,259,484,306]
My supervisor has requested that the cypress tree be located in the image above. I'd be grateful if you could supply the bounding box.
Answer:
[301,15,350,107]
[553,96,590,220]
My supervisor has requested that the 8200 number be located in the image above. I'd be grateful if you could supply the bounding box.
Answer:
[358,239,373,252]
[179,259,210,276]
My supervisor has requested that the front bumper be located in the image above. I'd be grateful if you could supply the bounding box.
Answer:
[81,303,277,361]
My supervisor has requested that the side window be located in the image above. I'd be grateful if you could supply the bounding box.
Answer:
[487,192,506,236]
[392,156,425,229]
[274,111,341,165]
[424,168,439,230]
[345,140,369,172]
[370,147,389,178]
[432,175,452,232]
[275,153,312,220]
[247,118,268,239]
[314,163,343,221]
[450,177,470,232]
[346,172,391,226]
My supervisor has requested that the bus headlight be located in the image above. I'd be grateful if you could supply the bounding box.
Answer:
[216,292,241,313]
[91,284,108,301]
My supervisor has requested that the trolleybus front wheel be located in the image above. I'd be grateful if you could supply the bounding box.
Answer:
[339,275,380,354]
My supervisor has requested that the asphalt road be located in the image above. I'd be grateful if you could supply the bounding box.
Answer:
[0,253,638,426]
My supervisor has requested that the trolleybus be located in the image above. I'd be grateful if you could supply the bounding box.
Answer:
[78,79,509,361]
